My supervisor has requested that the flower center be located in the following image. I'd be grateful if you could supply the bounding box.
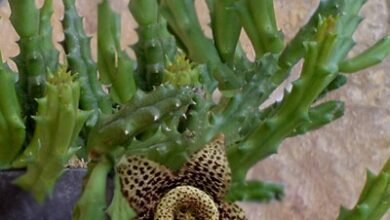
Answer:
[154,185,219,220]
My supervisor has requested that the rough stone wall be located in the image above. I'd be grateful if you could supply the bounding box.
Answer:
[1,0,390,219]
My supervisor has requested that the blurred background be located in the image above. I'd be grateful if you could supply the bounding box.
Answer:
[1,0,390,219]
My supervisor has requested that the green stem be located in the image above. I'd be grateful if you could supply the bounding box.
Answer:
[87,85,193,157]
[226,180,284,203]
[246,0,284,54]
[98,0,136,103]
[39,0,59,74]
[62,0,111,118]
[0,59,25,168]
[13,70,90,203]
[337,166,390,220]
[130,0,170,90]
[73,158,112,220]
[340,36,390,73]
[160,0,221,64]
[228,36,338,182]
[9,0,46,131]
[209,0,241,64]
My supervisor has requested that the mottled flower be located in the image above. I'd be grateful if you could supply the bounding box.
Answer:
[116,134,246,219]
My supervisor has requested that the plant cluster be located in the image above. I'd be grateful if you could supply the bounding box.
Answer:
[1,0,390,219]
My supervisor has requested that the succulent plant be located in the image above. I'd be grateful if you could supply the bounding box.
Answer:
[338,158,390,220]
[1,0,390,219]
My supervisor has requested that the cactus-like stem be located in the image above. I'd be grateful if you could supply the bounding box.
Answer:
[160,0,220,64]
[225,180,284,203]
[210,55,278,146]
[207,0,241,64]
[275,0,366,84]
[9,0,46,126]
[158,16,178,61]
[39,0,59,74]
[131,4,176,89]
[13,69,90,202]
[161,0,246,92]
[73,158,112,220]
[228,17,342,182]
[98,0,136,103]
[62,0,111,117]
[130,0,168,90]
[87,85,194,159]
[0,58,25,168]
[289,100,344,137]
[317,74,348,100]
[338,158,390,220]
[340,36,390,73]
[234,0,284,57]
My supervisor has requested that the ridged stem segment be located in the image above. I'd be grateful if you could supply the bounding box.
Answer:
[275,0,366,84]
[207,0,241,64]
[62,0,111,119]
[9,0,47,131]
[225,180,284,203]
[130,0,176,90]
[160,0,220,64]
[340,36,390,73]
[98,0,136,104]
[234,0,284,58]
[338,158,390,220]
[39,0,59,74]
[227,17,342,182]
[87,85,194,163]
[13,69,90,203]
[0,58,25,168]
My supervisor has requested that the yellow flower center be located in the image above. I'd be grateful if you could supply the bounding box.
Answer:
[154,186,219,220]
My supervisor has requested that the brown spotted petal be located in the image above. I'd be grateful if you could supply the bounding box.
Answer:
[177,134,231,201]
[116,155,176,217]
[219,202,247,220]
[117,134,246,220]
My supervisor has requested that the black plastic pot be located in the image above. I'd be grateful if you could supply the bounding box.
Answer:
[0,169,88,220]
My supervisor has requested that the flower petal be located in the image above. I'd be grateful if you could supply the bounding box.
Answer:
[178,133,231,200]
[116,155,176,216]
[219,202,247,220]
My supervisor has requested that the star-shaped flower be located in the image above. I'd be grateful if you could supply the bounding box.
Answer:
[116,134,247,220]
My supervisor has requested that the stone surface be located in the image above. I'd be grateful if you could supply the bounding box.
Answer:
[0,0,390,219]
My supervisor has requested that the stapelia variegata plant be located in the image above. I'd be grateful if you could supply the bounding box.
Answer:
[1,0,390,219]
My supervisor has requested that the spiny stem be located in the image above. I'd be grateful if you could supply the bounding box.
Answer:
[340,36,390,73]
[13,69,90,203]
[39,0,59,74]
[62,0,111,119]
[0,58,25,168]
[9,0,46,133]
[98,0,136,103]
